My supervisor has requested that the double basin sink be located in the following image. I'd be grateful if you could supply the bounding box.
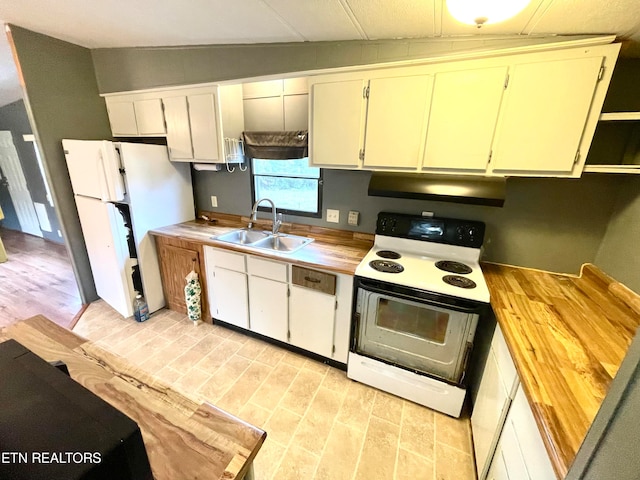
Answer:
[213,228,314,254]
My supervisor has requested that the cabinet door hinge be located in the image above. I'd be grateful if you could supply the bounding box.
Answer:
[287,330,291,341]
[359,149,365,161]
[363,85,370,99]
[504,74,510,89]
[574,150,581,165]
[335,299,338,310]
[332,345,336,354]
[487,150,493,164]
[287,287,290,297]
[598,65,605,81]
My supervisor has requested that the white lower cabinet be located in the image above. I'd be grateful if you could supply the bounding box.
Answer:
[204,247,249,329]
[247,256,288,341]
[473,324,556,480]
[289,285,335,358]
[204,246,352,363]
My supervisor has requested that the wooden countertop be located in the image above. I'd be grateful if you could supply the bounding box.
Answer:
[150,218,373,276]
[0,315,266,480]
[482,262,640,479]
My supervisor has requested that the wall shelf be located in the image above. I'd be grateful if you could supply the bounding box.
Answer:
[585,112,640,173]
[599,112,640,121]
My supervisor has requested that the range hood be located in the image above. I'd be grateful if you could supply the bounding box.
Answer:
[368,173,506,207]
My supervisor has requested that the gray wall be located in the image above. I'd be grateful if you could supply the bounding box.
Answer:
[9,25,114,302]
[195,167,622,275]
[92,36,592,94]
[0,99,63,243]
[595,175,640,293]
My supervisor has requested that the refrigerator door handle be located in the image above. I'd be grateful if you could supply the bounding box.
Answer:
[99,141,125,202]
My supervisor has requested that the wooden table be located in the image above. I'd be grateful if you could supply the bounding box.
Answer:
[0,315,266,480]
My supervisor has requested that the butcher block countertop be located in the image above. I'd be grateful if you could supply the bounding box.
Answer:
[482,262,640,479]
[150,215,374,276]
[0,315,266,480]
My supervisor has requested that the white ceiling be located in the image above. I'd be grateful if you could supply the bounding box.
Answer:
[1,0,639,107]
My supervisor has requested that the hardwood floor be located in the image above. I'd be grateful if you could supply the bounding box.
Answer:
[0,228,82,329]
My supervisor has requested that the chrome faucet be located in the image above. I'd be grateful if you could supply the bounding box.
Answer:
[248,198,282,235]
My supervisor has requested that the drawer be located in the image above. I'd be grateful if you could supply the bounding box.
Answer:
[205,247,246,272]
[292,265,336,295]
[247,255,287,282]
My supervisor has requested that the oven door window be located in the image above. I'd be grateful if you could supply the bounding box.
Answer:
[377,297,449,344]
[355,288,477,384]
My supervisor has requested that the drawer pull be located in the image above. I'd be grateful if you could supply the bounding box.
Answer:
[304,276,321,283]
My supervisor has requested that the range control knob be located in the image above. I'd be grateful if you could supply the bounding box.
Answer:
[467,226,478,242]
[456,226,465,239]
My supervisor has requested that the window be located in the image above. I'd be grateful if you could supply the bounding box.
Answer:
[250,158,322,217]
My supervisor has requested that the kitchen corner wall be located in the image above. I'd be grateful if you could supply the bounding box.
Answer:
[595,175,640,293]
[9,25,113,303]
[194,166,623,275]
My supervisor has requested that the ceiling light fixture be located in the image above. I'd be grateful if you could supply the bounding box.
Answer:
[446,0,531,28]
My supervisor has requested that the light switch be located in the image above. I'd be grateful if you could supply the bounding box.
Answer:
[348,211,359,226]
[211,196,218,208]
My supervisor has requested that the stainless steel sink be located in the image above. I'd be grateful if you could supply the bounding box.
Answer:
[251,234,314,253]
[214,228,270,245]
[213,229,313,254]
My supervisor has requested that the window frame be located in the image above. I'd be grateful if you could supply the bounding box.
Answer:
[249,158,323,219]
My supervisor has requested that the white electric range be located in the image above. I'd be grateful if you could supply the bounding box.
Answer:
[348,212,491,417]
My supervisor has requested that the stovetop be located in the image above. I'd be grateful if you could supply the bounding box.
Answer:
[355,214,491,304]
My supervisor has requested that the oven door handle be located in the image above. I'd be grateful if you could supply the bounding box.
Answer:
[357,278,486,314]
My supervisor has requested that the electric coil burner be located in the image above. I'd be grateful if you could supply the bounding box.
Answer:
[443,275,477,289]
[369,259,404,273]
[376,250,401,259]
[435,260,473,275]
[349,212,490,418]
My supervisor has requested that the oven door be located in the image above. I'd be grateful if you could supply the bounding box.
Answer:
[352,277,483,385]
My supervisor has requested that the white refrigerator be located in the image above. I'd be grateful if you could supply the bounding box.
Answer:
[63,140,195,317]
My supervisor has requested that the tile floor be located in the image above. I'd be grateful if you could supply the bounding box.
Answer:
[73,301,477,480]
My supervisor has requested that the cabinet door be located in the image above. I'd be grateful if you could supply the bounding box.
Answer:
[284,94,309,130]
[309,79,366,167]
[162,96,193,160]
[188,93,220,162]
[491,56,604,174]
[248,276,288,342]
[209,267,249,329]
[106,100,138,136]
[363,74,433,168]
[289,285,335,358]
[423,67,507,171]
[471,349,513,479]
[134,98,166,135]
[243,97,284,131]
[156,241,200,314]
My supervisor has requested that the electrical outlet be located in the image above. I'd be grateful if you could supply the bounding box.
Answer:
[326,209,340,223]
[211,196,218,208]
[348,211,359,226]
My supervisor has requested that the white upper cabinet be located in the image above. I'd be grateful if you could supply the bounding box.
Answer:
[307,41,619,177]
[162,96,193,160]
[363,74,433,169]
[242,77,309,132]
[133,98,165,136]
[105,99,138,136]
[103,84,244,164]
[188,92,220,161]
[422,66,507,171]
[309,77,367,167]
[309,68,433,169]
[490,55,605,175]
